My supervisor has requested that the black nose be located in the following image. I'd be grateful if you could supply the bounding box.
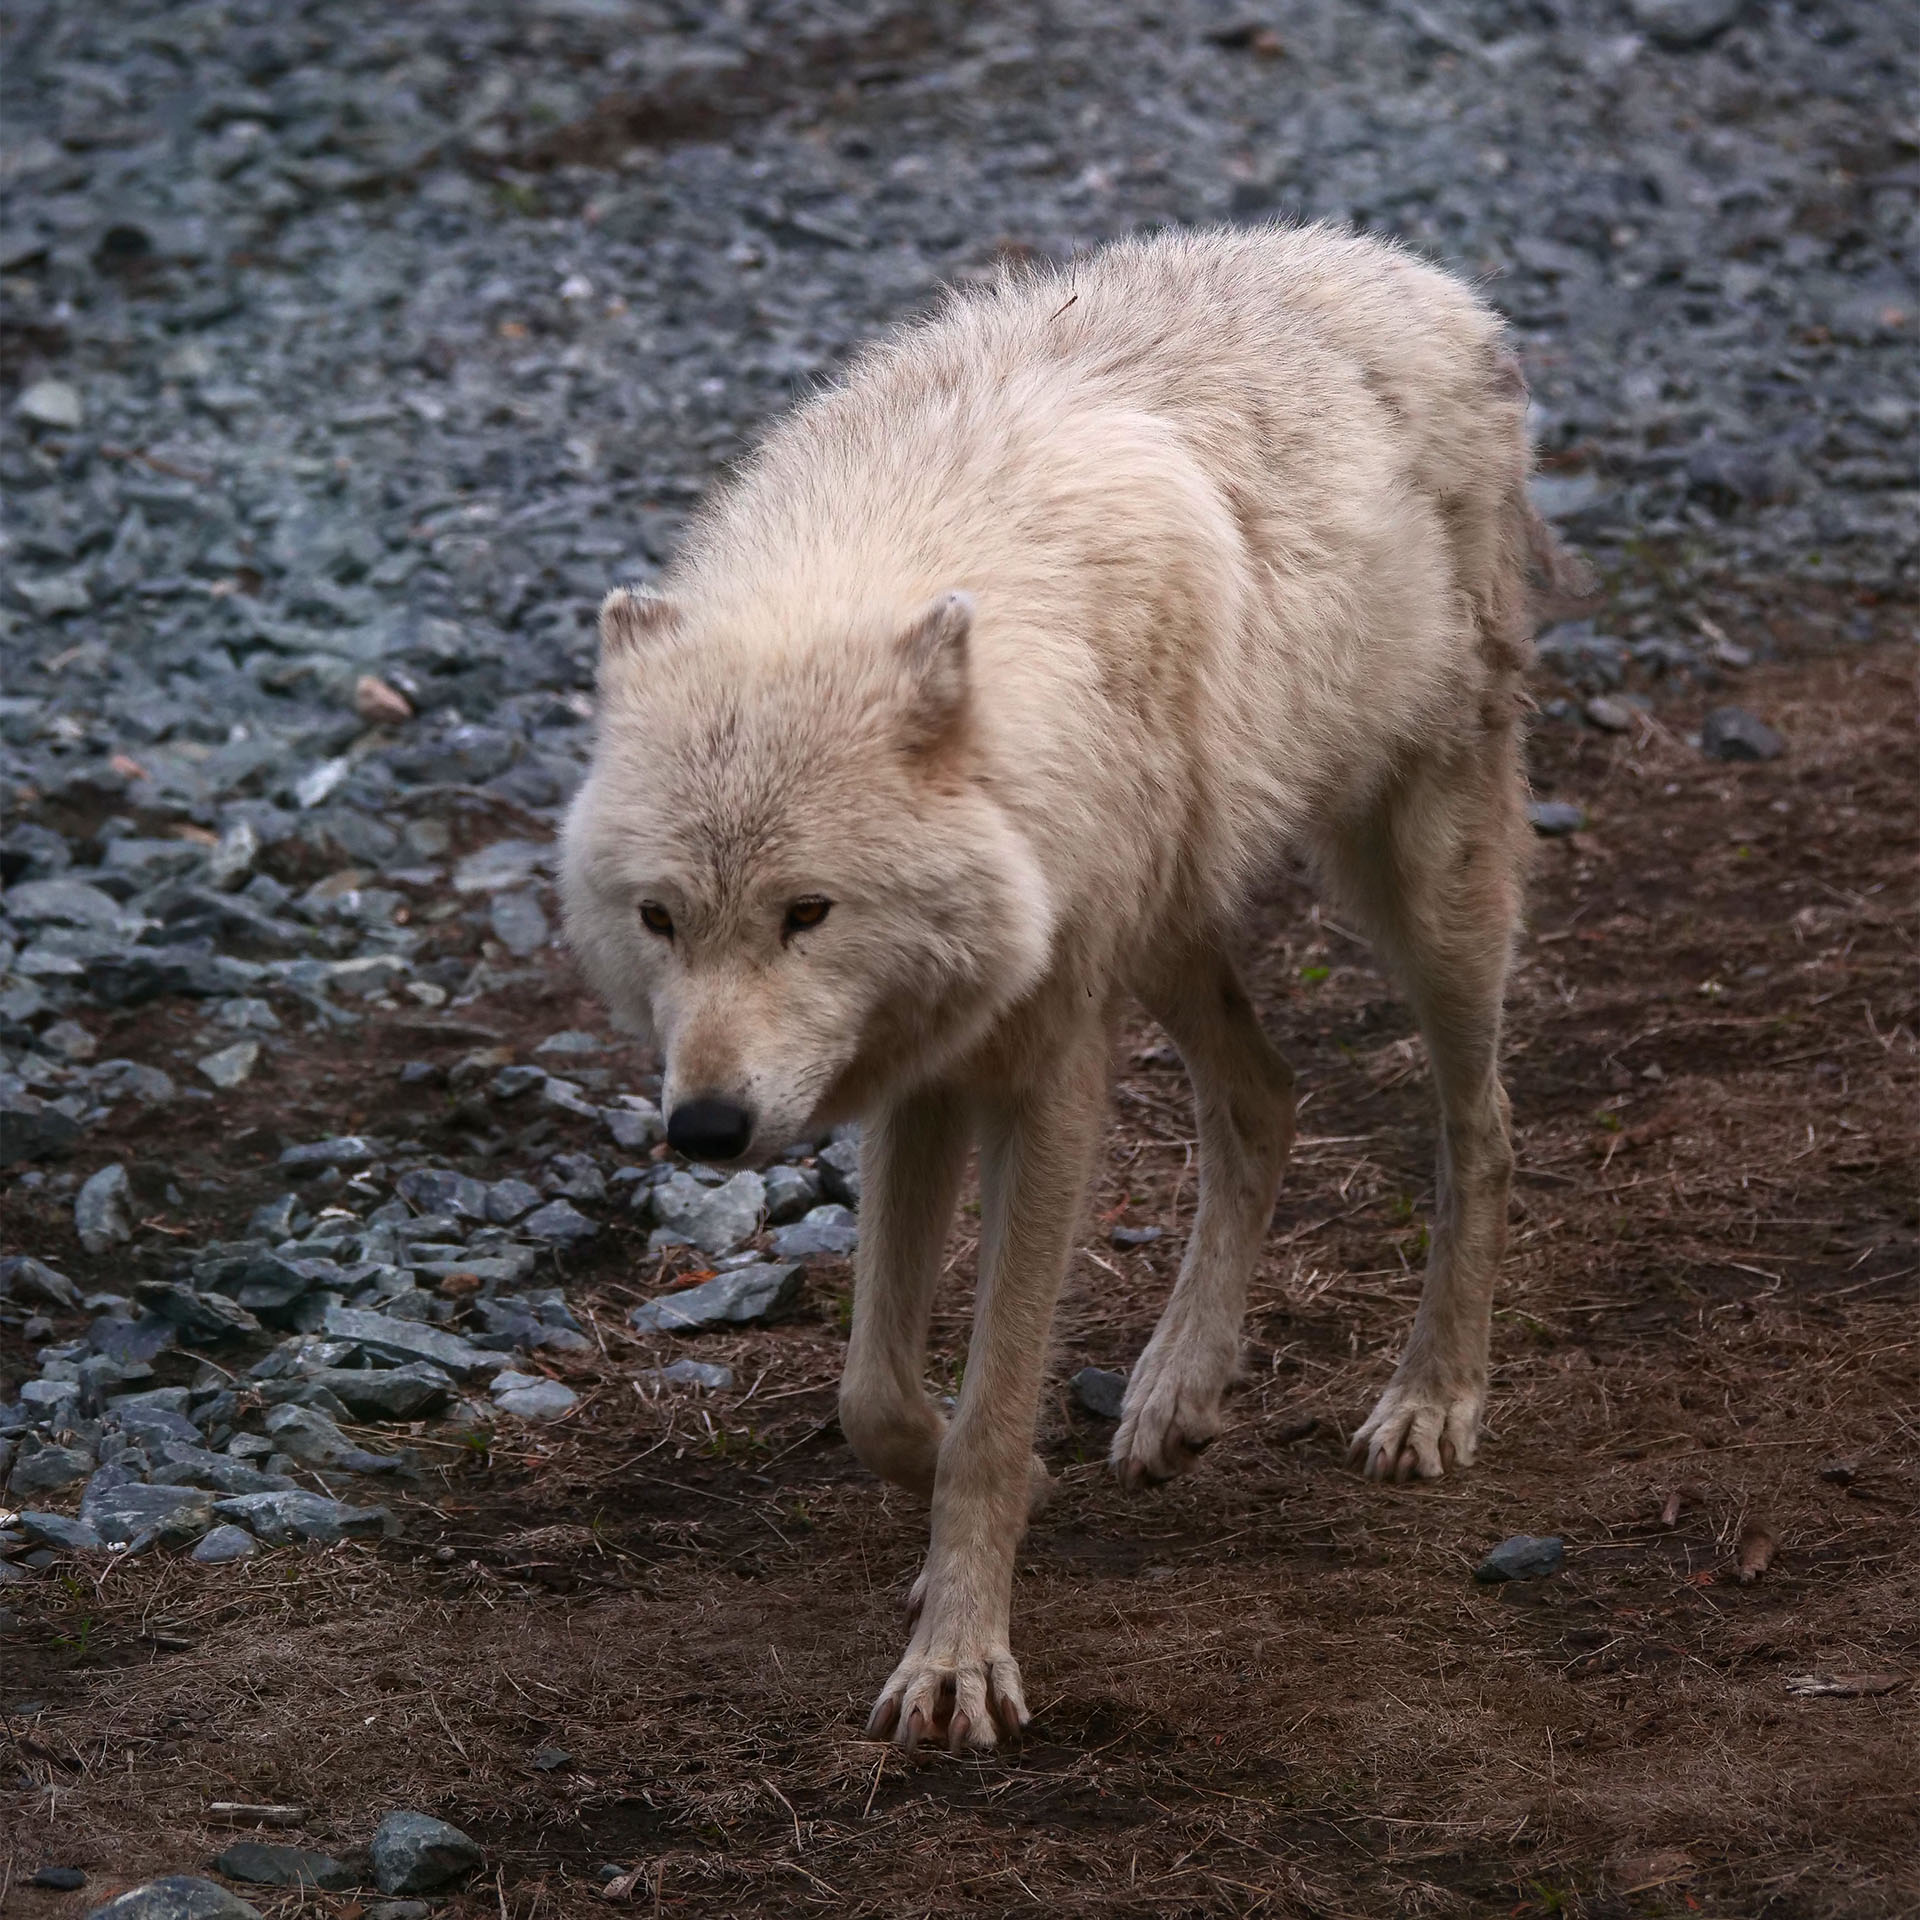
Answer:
[666,1095,755,1163]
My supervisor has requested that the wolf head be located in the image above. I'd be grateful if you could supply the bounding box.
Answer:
[561,586,1056,1163]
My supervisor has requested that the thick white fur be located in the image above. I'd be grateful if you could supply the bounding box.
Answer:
[562,224,1582,1754]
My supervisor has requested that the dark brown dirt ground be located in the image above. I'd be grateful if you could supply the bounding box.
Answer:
[3,607,1916,1919]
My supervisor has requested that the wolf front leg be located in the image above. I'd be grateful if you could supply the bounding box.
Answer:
[865,1012,1108,1754]
[838,1087,973,1499]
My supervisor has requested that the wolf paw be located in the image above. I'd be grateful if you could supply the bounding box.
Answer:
[1349,1372,1483,1482]
[1109,1332,1233,1489]
[865,1635,1030,1754]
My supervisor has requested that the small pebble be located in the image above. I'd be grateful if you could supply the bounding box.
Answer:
[1701,706,1784,762]
[16,378,83,429]
[192,1524,259,1565]
[354,674,414,724]
[636,1359,734,1392]
[198,1041,261,1090]
[1473,1533,1566,1583]
[1526,800,1586,837]
[1070,1367,1128,1420]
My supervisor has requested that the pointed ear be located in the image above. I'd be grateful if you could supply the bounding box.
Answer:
[896,591,973,745]
[600,586,679,665]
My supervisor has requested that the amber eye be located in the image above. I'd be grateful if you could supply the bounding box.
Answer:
[783,897,832,937]
[638,901,674,938]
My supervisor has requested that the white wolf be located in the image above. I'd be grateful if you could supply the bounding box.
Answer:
[563,224,1588,1754]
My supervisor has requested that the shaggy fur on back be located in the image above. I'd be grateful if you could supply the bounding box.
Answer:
[671,222,1536,895]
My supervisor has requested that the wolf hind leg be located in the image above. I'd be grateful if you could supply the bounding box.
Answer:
[1112,940,1296,1488]
[1332,726,1525,1482]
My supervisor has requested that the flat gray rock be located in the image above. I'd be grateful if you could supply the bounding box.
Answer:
[769,1203,859,1258]
[488,889,550,956]
[628,1262,802,1333]
[190,1523,258,1564]
[212,1489,393,1545]
[262,1403,408,1474]
[280,1136,383,1174]
[817,1136,862,1208]
[19,1510,103,1552]
[452,838,547,893]
[649,1169,764,1257]
[17,376,84,429]
[490,1377,579,1421]
[8,1442,93,1499]
[5,877,136,933]
[19,1378,82,1421]
[197,1041,261,1089]
[0,1089,82,1165]
[637,1359,734,1392]
[762,1163,821,1224]
[75,1163,134,1254]
[320,1306,496,1378]
[84,1876,262,1920]
[370,1812,483,1894]
[132,1281,261,1345]
[602,1099,664,1151]
[544,1151,606,1202]
[1526,801,1586,836]
[1070,1368,1128,1420]
[212,1843,359,1891]
[88,1313,178,1366]
[397,1168,489,1220]
[1701,706,1784,762]
[2,1255,81,1309]
[519,1198,596,1246]
[297,1363,454,1421]
[1474,1533,1566,1583]
[80,1480,216,1549]
[1626,0,1745,49]
[533,1029,600,1055]
[484,1178,542,1223]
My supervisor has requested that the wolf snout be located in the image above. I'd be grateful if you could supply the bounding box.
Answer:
[666,1094,756,1163]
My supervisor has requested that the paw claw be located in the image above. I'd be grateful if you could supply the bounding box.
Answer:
[1109,1328,1235,1488]
[868,1643,1027,1754]
[1353,1372,1484,1484]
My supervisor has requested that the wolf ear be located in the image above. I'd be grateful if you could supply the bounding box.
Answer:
[895,591,973,745]
[600,586,679,665]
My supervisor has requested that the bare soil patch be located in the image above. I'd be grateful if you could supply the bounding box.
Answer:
[3,614,1916,1919]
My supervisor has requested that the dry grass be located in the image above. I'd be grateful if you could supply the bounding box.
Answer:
[3,617,1916,1919]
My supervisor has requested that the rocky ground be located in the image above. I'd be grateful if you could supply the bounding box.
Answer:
[1,2,1915,1917]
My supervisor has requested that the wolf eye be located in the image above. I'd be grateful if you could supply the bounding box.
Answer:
[638,901,674,938]
[783,897,832,937]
